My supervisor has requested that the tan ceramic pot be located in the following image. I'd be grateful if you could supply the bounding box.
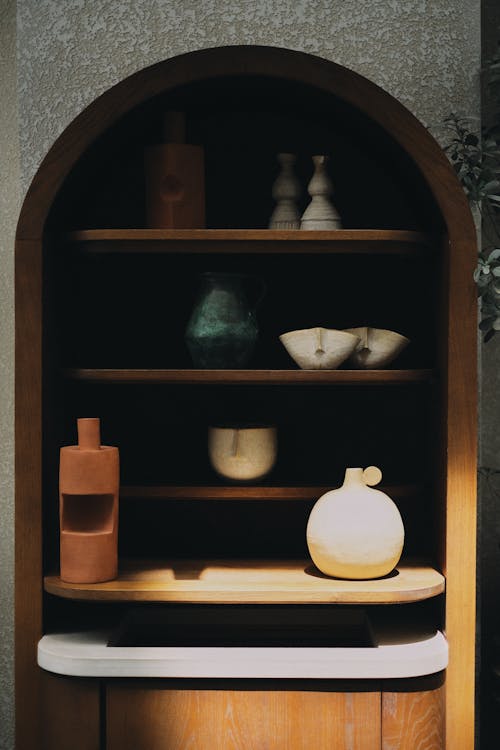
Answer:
[306,466,404,579]
[279,327,360,369]
[208,425,277,482]
[343,327,409,368]
[59,418,119,583]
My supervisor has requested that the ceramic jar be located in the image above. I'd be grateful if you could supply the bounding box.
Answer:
[208,425,277,482]
[268,153,301,229]
[59,418,119,583]
[185,272,265,368]
[306,466,404,579]
[300,155,342,230]
[144,111,205,228]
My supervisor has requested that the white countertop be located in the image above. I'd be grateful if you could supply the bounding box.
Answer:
[38,626,447,680]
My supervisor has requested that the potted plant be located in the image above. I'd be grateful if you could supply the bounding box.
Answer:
[441,46,500,340]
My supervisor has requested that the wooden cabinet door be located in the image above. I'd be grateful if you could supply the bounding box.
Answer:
[40,671,100,750]
[382,685,445,750]
[107,683,381,750]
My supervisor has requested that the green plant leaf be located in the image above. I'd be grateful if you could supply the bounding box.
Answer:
[480,316,496,331]
[484,180,500,193]
[465,134,479,146]
[441,77,500,341]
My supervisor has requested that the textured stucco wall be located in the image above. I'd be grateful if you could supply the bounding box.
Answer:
[17,0,480,190]
[1,1,481,748]
[0,0,19,748]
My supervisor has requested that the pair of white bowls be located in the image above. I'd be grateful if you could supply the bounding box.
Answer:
[279,326,409,370]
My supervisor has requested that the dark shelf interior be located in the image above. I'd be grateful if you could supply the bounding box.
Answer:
[46,74,444,234]
[52,250,439,370]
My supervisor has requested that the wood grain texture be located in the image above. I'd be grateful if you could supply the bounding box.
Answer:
[382,685,444,749]
[44,559,445,604]
[107,685,380,750]
[67,228,432,255]
[440,225,477,750]
[120,484,421,501]
[15,240,43,750]
[40,671,100,750]
[64,368,435,385]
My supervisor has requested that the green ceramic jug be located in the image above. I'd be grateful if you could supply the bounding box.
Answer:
[185,272,265,368]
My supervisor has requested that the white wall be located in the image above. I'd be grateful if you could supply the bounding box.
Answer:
[1,2,481,747]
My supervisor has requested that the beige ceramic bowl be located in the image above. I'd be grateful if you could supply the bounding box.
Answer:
[344,327,410,368]
[208,425,277,482]
[279,327,360,370]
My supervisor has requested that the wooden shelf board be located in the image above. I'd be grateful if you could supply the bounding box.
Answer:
[44,559,444,604]
[120,485,422,501]
[65,368,435,385]
[65,228,433,255]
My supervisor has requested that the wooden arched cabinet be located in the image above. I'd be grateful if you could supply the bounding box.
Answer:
[15,46,477,749]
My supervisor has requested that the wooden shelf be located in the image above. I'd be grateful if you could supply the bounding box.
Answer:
[120,485,421,501]
[44,559,444,604]
[65,228,434,255]
[65,368,435,385]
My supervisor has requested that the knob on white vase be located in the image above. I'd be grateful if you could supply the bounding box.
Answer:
[306,467,404,579]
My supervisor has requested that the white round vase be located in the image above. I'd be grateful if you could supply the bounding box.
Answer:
[306,467,404,579]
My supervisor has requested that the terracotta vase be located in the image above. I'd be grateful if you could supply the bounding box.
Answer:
[59,418,119,583]
[144,111,205,228]
[306,466,404,579]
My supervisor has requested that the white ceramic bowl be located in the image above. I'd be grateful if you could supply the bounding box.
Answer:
[343,327,410,368]
[279,327,360,370]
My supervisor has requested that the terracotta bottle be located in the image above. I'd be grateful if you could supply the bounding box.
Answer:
[306,466,404,579]
[145,111,205,228]
[59,418,119,583]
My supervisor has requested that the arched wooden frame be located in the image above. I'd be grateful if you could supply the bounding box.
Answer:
[15,45,477,749]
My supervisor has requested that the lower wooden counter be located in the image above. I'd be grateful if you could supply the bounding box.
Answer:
[40,671,445,750]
